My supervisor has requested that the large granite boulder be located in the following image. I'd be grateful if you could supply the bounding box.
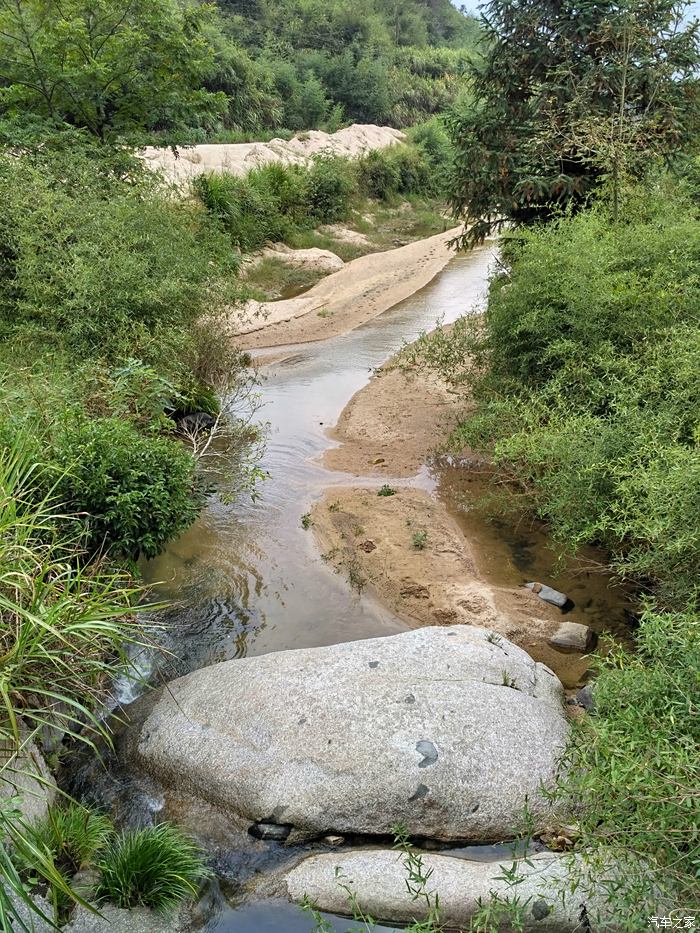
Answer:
[136,627,568,842]
[284,849,606,931]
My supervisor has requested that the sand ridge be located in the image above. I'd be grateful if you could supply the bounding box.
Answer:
[141,124,405,184]
[231,227,461,349]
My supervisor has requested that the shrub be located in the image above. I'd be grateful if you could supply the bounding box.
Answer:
[51,417,203,560]
[306,155,356,223]
[0,150,236,359]
[96,823,210,912]
[432,188,700,606]
[559,607,700,926]
[357,149,401,200]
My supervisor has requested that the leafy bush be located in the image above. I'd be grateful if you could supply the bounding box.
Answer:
[358,148,401,199]
[306,156,357,223]
[0,150,236,359]
[51,418,203,560]
[96,823,209,912]
[559,607,700,926]
[431,188,700,605]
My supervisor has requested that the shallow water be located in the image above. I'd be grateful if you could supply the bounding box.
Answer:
[206,899,398,933]
[136,246,497,683]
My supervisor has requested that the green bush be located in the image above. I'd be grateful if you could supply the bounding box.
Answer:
[434,189,700,605]
[51,418,203,560]
[96,823,209,912]
[559,607,700,926]
[306,155,356,223]
[0,150,236,359]
[357,148,401,199]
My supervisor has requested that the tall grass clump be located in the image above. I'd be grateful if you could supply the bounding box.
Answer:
[96,823,210,912]
[0,438,142,753]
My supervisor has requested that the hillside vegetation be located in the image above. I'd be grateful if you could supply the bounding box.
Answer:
[0,0,480,144]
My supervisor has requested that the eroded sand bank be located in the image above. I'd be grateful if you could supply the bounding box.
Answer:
[313,357,595,689]
[232,228,461,349]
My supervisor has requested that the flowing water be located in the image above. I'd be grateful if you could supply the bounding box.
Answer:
[77,244,634,931]
[137,246,497,680]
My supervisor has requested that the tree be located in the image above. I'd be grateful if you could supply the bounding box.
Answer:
[448,0,700,244]
[0,0,227,140]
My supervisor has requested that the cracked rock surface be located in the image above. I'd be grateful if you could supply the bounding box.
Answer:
[135,626,568,843]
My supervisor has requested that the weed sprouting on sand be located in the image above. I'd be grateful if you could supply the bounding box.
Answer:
[377,485,396,497]
[301,512,312,529]
[412,529,428,550]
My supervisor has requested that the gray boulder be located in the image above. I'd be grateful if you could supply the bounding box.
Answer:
[1,890,54,933]
[284,849,598,931]
[136,627,568,843]
[65,904,188,933]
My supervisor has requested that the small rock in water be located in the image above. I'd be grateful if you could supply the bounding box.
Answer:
[576,684,596,711]
[548,622,595,653]
[248,821,292,841]
[323,834,345,846]
[525,582,574,611]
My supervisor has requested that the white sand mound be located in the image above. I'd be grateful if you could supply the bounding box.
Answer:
[140,124,405,183]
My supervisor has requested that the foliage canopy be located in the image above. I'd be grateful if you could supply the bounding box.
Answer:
[448,0,700,243]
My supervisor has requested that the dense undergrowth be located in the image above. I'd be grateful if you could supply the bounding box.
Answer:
[0,134,258,927]
[193,123,454,254]
[410,177,700,924]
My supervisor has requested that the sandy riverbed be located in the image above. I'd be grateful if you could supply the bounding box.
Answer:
[232,228,461,349]
[312,355,596,689]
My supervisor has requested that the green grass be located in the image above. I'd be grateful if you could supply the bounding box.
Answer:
[0,438,144,754]
[96,823,210,913]
[412,529,428,550]
[378,485,397,497]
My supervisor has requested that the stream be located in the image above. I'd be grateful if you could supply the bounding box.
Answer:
[70,244,633,931]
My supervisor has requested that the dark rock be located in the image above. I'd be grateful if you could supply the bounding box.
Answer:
[525,582,575,612]
[532,898,552,920]
[178,412,216,434]
[248,821,292,841]
[576,684,595,712]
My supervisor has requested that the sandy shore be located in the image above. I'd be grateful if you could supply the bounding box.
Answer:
[231,228,461,350]
[313,355,596,690]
